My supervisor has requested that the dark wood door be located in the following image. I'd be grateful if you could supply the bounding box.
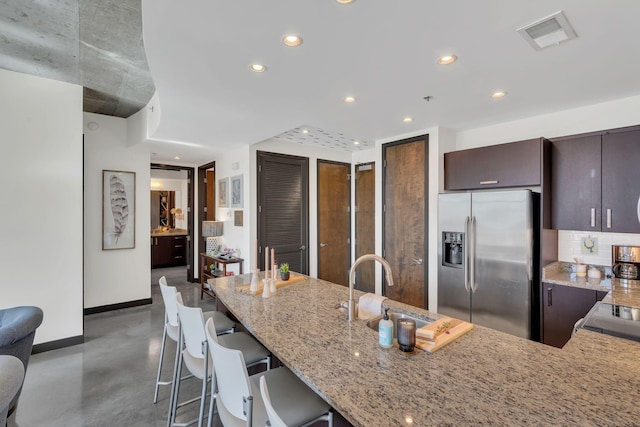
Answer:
[258,151,309,275]
[355,162,375,293]
[383,136,428,308]
[602,129,640,233]
[550,135,602,231]
[317,161,350,286]
[542,283,597,348]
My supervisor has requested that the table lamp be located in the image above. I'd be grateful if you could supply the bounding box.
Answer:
[202,221,223,255]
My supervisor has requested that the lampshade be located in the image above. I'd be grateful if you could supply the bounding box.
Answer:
[202,221,223,237]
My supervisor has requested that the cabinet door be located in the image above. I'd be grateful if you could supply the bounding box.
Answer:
[601,129,640,233]
[542,283,597,348]
[152,237,173,268]
[550,135,602,231]
[444,139,541,190]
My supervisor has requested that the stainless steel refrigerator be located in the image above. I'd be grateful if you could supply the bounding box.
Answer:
[438,190,536,339]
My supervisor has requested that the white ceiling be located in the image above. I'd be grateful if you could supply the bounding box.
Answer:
[142,0,640,163]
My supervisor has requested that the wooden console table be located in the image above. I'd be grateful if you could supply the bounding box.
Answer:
[199,253,244,299]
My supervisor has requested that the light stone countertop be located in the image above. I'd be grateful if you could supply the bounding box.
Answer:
[543,261,640,308]
[211,273,640,427]
[150,228,188,237]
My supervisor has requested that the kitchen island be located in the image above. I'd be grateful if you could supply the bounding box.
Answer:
[210,273,640,426]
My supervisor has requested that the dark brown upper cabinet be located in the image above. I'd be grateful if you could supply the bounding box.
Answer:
[550,135,602,231]
[551,127,640,233]
[444,138,542,191]
[601,129,640,233]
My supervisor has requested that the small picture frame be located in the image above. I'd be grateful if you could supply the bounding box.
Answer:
[234,210,243,227]
[230,174,243,208]
[103,170,136,250]
[218,177,229,207]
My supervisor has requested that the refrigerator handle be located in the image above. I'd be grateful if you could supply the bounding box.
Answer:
[470,216,477,293]
[464,216,470,292]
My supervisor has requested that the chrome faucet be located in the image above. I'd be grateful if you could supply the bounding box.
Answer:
[347,254,395,321]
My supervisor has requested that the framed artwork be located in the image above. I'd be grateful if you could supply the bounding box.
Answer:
[234,210,243,226]
[103,170,135,250]
[218,177,229,207]
[230,174,243,208]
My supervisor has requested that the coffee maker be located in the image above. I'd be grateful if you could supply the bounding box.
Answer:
[612,245,640,280]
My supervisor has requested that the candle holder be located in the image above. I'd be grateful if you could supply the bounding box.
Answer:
[250,269,261,292]
[261,278,271,298]
[270,278,277,293]
[397,318,416,352]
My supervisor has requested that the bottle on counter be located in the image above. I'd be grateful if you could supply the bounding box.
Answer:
[379,308,393,349]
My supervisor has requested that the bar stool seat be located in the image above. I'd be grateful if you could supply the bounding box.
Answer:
[208,335,332,427]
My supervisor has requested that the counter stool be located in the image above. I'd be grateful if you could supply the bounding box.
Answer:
[207,336,332,427]
[154,278,235,404]
[169,301,271,427]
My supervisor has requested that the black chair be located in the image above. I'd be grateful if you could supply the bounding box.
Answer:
[0,306,43,419]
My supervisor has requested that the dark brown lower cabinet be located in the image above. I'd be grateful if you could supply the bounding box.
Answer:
[542,283,606,348]
[152,235,186,268]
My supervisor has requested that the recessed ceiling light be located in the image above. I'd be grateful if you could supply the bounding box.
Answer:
[301,129,309,134]
[282,35,303,47]
[438,55,457,65]
[491,91,507,99]
[353,141,360,145]
[249,64,267,73]
[336,0,355,3]
[403,117,413,123]
[174,156,181,160]
[344,96,357,103]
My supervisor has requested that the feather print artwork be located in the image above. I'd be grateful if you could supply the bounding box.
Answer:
[110,175,129,244]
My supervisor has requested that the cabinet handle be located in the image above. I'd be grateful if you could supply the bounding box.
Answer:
[590,208,595,228]
[479,180,499,185]
[606,209,612,229]
[547,287,553,307]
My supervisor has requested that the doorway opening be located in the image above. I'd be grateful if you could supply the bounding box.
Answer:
[150,163,195,282]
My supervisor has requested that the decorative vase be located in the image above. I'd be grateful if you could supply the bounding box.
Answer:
[280,271,290,281]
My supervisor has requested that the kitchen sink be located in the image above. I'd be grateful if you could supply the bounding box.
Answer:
[366,312,431,338]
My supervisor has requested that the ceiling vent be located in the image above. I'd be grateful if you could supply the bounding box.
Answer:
[517,11,577,50]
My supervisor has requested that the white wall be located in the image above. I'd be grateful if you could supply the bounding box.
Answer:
[454,94,640,268]
[213,145,252,275]
[0,69,83,344]
[84,113,151,308]
[249,139,352,277]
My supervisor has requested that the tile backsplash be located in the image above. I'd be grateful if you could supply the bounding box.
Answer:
[558,230,640,266]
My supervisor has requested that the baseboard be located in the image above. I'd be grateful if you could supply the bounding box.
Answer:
[84,298,153,315]
[32,335,84,354]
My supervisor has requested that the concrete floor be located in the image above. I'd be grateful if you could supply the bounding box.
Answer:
[9,267,223,427]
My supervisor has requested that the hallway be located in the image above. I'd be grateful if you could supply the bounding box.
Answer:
[11,267,222,426]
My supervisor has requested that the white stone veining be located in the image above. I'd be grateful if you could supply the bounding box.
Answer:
[211,273,640,426]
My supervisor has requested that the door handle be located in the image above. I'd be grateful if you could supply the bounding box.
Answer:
[412,258,423,265]
[320,243,328,248]
[464,216,470,292]
[590,208,596,228]
[299,245,306,251]
[606,209,612,229]
[470,216,477,293]
[547,287,553,307]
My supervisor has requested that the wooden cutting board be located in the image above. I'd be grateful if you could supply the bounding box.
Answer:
[236,273,306,295]
[415,316,473,353]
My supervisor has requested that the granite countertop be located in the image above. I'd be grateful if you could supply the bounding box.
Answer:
[211,273,640,426]
[150,228,188,237]
[543,261,640,308]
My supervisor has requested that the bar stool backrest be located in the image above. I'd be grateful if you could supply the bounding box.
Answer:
[208,337,252,421]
